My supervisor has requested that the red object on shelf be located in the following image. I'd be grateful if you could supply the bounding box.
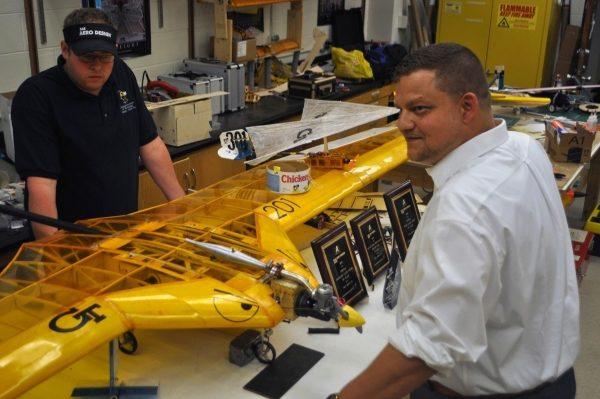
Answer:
[570,228,593,282]
[146,80,179,97]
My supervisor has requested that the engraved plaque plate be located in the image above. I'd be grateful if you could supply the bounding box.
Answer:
[311,222,368,305]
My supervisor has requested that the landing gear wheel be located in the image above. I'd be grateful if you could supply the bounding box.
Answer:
[118,331,138,355]
[253,341,276,364]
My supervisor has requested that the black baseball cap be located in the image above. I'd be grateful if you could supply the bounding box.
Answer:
[63,23,117,55]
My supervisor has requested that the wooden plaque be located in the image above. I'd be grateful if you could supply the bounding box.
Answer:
[311,222,368,305]
[383,180,420,261]
[350,207,389,286]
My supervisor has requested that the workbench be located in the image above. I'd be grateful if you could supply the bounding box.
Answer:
[386,106,600,220]
[138,80,396,209]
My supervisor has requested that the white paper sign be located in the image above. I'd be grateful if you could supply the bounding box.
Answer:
[218,129,250,159]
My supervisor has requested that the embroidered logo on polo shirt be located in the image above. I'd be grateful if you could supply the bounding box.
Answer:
[117,90,136,114]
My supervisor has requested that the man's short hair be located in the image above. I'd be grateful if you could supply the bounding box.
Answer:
[395,43,491,109]
[63,8,113,29]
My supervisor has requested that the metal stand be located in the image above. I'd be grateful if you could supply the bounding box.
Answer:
[71,340,158,399]
[264,57,273,88]
[247,60,256,91]
[291,50,300,74]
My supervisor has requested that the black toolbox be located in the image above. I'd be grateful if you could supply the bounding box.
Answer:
[288,72,336,99]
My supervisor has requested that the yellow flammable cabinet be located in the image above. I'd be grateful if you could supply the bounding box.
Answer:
[436,0,560,88]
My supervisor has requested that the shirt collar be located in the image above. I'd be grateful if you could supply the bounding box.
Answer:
[427,119,508,189]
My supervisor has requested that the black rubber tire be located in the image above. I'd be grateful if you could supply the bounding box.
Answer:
[253,341,276,364]
[118,331,138,355]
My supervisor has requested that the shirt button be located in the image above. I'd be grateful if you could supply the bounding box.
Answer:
[104,113,108,117]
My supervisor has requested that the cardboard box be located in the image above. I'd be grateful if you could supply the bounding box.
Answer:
[149,97,212,147]
[232,38,256,62]
[545,122,596,163]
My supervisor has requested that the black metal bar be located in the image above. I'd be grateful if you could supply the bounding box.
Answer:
[0,204,103,235]
[307,327,340,334]
[188,0,195,59]
[157,0,164,28]
[36,0,47,44]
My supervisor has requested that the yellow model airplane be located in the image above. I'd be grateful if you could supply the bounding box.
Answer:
[0,124,407,398]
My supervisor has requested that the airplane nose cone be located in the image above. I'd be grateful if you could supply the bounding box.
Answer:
[338,304,365,328]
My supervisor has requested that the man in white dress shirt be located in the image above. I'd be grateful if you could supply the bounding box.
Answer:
[335,43,579,398]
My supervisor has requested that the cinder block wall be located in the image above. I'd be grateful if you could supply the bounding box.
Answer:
[0,0,365,93]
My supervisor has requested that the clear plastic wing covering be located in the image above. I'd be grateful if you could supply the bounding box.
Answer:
[245,99,399,165]
[0,123,409,399]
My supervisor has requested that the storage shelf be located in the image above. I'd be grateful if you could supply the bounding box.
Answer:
[198,0,301,7]
[199,0,302,64]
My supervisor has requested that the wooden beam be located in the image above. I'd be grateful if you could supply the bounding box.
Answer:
[287,1,303,46]
[215,18,233,62]
[214,0,228,38]
[24,0,39,75]
[227,18,233,62]
[213,1,232,62]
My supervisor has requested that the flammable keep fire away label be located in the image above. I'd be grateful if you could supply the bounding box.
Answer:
[497,3,537,30]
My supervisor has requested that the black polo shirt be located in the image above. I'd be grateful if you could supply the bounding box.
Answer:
[12,56,157,222]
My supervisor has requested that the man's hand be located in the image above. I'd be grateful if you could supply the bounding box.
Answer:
[140,136,185,201]
[26,176,58,239]
[339,344,434,399]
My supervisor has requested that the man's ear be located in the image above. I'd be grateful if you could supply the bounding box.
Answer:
[460,92,480,123]
[60,41,69,59]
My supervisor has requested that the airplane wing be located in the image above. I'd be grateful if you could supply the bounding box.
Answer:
[490,92,550,107]
[0,125,407,398]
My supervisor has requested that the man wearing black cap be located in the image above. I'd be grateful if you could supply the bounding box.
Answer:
[12,8,185,239]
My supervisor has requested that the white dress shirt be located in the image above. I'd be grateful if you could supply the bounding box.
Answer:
[389,120,580,395]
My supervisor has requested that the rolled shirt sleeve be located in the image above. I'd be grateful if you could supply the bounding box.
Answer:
[389,218,500,374]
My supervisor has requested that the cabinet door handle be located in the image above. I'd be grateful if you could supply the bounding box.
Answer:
[183,172,190,193]
[190,168,197,189]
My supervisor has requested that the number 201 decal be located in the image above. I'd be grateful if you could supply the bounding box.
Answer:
[262,198,301,219]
